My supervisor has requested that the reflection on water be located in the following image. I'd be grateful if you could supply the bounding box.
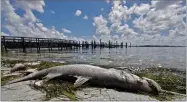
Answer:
[8,47,186,70]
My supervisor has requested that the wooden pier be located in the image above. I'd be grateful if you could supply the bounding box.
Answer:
[1,36,129,53]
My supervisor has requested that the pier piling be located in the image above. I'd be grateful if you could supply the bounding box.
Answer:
[1,36,130,53]
[21,37,26,53]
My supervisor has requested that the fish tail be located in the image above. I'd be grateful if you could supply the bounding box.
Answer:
[6,68,49,85]
[6,74,33,85]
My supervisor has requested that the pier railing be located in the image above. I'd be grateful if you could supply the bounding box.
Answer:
[1,36,129,53]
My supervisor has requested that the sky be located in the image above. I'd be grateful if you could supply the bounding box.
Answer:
[1,0,186,45]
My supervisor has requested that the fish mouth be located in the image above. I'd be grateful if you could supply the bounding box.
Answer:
[143,77,161,94]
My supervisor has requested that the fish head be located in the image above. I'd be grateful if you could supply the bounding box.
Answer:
[143,77,162,94]
[138,77,161,94]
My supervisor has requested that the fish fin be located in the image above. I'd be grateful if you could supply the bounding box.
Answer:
[74,76,90,88]
[137,79,144,84]
[43,73,62,82]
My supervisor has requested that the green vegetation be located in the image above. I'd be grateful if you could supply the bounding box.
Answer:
[151,92,184,101]
[1,74,21,86]
[32,80,78,101]
[1,58,64,85]
[135,67,186,101]
[1,52,12,57]
[1,59,64,70]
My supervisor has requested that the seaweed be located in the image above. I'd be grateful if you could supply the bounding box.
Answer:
[31,80,79,101]
[135,67,186,101]
[1,58,64,70]
[1,74,21,86]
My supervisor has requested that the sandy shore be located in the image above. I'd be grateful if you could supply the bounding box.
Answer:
[1,54,186,101]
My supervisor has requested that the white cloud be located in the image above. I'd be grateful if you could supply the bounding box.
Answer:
[133,2,186,36]
[91,1,138,43]
[23,9,39,23]
[109,1,129,24]
[127,3,150,16]
[169,21,186,37]
[134,3,150,15]
[101,8,104,11]
[127,4,137,15]
[1,32,9,36]
[1,0,67,39]
[62,28,72,34]
[108,1,138,36]
[112,35,119,41]
[14,0,45,13]
[100,35,112,42]
[92,35,99,41]
[93,15,110,35]
[152,0,183,10]
[110,23,137,36]
[83,15,88,20]
[36,23,48,32]
[68,36,85,42]
[75,10,82,16]
[92,0,186,45]
[50,10,55,14]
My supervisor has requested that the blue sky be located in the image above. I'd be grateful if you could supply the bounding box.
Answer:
[38,0,107,37]
[1,0,186,45]
[2,0,152,37]
[2,0,111,37]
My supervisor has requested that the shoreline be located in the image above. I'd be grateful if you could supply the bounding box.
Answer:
[1,56,186,101]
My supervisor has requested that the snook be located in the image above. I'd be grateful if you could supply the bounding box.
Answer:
[7,64,161,94]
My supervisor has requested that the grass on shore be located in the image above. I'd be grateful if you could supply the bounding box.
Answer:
[135,67,186,101]
[1,58,64,70]
[1,59,64,86]
[1,59,77,101]
[1,74,21,86]
[30,80,78,101]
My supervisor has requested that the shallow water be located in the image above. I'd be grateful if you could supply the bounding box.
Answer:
[9,47,185,70]
[5,47,186,70]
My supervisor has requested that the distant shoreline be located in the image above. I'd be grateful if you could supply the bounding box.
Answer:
[130,45,186,47]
